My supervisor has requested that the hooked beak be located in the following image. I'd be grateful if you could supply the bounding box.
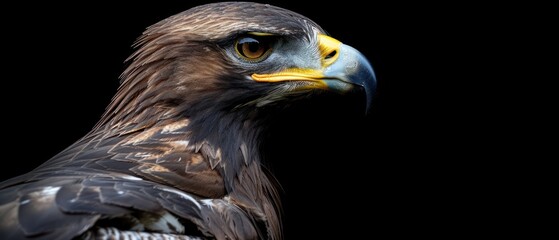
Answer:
[252,34,377,112]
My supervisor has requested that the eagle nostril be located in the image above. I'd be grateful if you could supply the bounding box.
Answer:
[324,50,337,60]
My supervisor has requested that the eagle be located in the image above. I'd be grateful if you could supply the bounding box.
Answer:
[0,2,376,240]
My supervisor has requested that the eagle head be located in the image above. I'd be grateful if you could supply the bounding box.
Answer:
[102,2,376,129]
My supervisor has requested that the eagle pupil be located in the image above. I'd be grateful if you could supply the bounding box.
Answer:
[247,42,260,53]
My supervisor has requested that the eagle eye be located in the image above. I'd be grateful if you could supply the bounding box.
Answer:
[235,36,272,62]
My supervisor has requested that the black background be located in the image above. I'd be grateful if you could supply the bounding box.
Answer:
[1,1,507,238]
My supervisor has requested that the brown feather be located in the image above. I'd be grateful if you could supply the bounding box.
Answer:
[0,2,334,240]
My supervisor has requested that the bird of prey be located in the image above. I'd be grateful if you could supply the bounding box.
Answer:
[0,2,376,240]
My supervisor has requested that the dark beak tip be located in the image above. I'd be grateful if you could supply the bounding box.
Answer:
[347,46,377,114]
[357,60,377,114]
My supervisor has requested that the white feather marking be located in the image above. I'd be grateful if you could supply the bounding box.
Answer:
[200,199,215,209]
[40,186,61,196]
[20,199,30,205]
[96,227,204,240]
[113,228,120,240]
[240,142,249,165]
[195,141,205,153]
[157,187,201,209]
[146,212,185,234]
[121,175,142,181]
[175,140,190,147]
[161,120,189,133]
[134,152,153,158]
[26,186,61,204]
